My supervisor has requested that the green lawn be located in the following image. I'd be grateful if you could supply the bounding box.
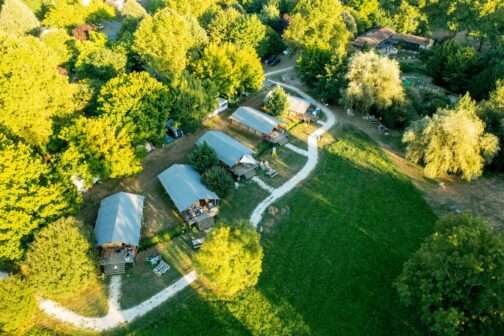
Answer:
[105,126,436,335]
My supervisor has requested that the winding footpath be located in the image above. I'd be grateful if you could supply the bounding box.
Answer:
[37,66,336,331]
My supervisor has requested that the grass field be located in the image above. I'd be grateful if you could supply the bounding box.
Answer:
[104,125,435,336]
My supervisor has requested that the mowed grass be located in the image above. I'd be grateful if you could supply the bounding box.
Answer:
[106,126,435,335]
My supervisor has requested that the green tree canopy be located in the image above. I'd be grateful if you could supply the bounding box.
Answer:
[479,81,504,170]
[0,133,76,261]
[195,223,263,299]
[167,72,217,131]
[0,32,78,147]
[264,85,288,116]
[420,0,504,46]
[42,0,115,29]
[21,217,96,298]
[187,142,219,173]
[202,166,234,198]
[0,275,36,333]
[427,40,481,94]
[121,0,147,18]
[207,8,271,57]
[283,0,352,55]
[403,95,500,180]
[192,42,264,98]
[75,43,128,81]
[0,0,39,36]
[133,8,207,79]
[344,51,404,114]
[40,29,75,66]
[59,115,142,183]
[97,71,171,143]
[396,214,504,336]
[154,0,218,17]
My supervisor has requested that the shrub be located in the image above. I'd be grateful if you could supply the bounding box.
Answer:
[188,142,219,173]
[21,217,97,298]
[403,95,499,180]
[396,214,504,336]
[0,275,36,333]
[264,85,288,117]
[203,166,234,198]
[195,223,263,299]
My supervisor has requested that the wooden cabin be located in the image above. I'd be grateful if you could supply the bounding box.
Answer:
[158,164,220,230]
[95,192,144,275]
[230,106,288,145]
[197,131,257,179]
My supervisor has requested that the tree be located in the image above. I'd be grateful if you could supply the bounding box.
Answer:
[187,142,219,173]
[479,81,504,170]
[195,223,263,299]
[42,0,115,29]
[420,0,504,47]
[97,71,171,143]
[0,133,76,261]
[427,40,481,94]
[121,0,147,18]
[396,214,504,336]
[403,95,499,181]
[202,166,234,198]
[167,72,217,132]
[0,0,39,36]
[192,42,264,98]
[40,29,75,66]
[283,0,352,55]
[0,275,36,333]
[207,8,270,57]
[133,8,207,79]
[344,51,404,114]
[59,115,142,183]
[264,85,288,116]
[0,32,78,148]
[21,217,96,298]
[75,43,128,81]
[391,1,426,34]
[156,0,218,17]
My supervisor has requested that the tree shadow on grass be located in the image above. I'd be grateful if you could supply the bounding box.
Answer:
[252,126,436,336]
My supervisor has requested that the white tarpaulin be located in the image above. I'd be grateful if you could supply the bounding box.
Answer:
[240,154,258,165]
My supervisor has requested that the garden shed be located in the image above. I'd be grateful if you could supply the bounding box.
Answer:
[95,192,144,275]
[197,131,258,179]
[158,164,220,230]
[287,95,313,121]
[230,106,288,145]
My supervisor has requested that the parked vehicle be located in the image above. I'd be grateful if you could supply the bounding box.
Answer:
[265,55,281,66]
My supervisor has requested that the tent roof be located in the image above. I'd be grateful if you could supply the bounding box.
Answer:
[230,106,279,135]
[287,95,311,115]
[197,131,253,167]
[95,192,144,246]
[158,164,219,212]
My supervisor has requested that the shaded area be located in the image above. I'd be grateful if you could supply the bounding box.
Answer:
[104,125,435,335]
[256,126,435,335]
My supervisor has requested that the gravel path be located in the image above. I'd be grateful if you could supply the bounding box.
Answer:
[285,143,309,157]
[38,271,197,331]
[250,78,337,227]
[252,176,275,193]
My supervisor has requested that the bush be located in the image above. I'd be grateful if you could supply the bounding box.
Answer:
[0,275,36,333]
[21,217,97,298]
[403,95,499,180]
[264,85,288,117]
[202,166,234,198]
[188,142,219,173]
[195,223,263,300]
[396,214,504,336]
